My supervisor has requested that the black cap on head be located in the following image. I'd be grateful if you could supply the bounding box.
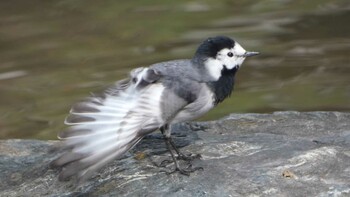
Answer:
[194,36,235,59]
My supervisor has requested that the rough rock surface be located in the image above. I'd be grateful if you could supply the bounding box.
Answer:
[0,111,349,196]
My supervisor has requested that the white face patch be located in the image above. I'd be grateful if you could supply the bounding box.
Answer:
[204,42,247,80]
[204,58,224,80]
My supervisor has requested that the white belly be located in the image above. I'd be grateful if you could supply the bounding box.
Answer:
[171,85,214,123]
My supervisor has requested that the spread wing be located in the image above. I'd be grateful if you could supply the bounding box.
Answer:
[52,67,166,182]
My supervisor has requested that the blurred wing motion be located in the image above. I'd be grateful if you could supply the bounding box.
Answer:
[52,68,164,181]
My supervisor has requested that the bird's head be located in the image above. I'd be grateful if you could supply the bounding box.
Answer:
[194,36,259,80]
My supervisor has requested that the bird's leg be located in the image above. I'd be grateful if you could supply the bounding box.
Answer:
[164,137,192,175]
[160,125,200,161]
[159,125,203,175]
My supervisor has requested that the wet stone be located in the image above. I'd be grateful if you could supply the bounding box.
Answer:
[0,111,349,196]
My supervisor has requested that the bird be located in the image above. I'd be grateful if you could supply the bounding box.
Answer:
[52,35,259,182]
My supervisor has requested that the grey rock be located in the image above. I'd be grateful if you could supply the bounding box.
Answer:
[0,111,349,196]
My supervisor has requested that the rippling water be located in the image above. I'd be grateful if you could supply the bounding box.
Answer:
[0,1,349,139]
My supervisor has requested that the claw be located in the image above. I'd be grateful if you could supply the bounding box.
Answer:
[177,153,201,161]
[159,159,173,167]
[165,166,199,176]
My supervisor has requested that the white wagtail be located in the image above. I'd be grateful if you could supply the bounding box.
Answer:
[52,36,259,182]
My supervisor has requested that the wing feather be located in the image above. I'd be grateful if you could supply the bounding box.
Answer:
[52,68,166,181]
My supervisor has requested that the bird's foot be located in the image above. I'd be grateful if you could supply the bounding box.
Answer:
[159,153,201,167]
[159,159,173,167]
[159,155,203,175]
[159,127,203,175]
[165,163,203,176]
[177,153,201,161]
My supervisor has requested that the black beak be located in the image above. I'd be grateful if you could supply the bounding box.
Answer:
[243,51,260,57]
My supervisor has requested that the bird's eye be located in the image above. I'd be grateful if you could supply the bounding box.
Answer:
[227,52,233,57]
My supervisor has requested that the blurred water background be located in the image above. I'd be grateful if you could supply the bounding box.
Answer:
[0,1,349,139]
